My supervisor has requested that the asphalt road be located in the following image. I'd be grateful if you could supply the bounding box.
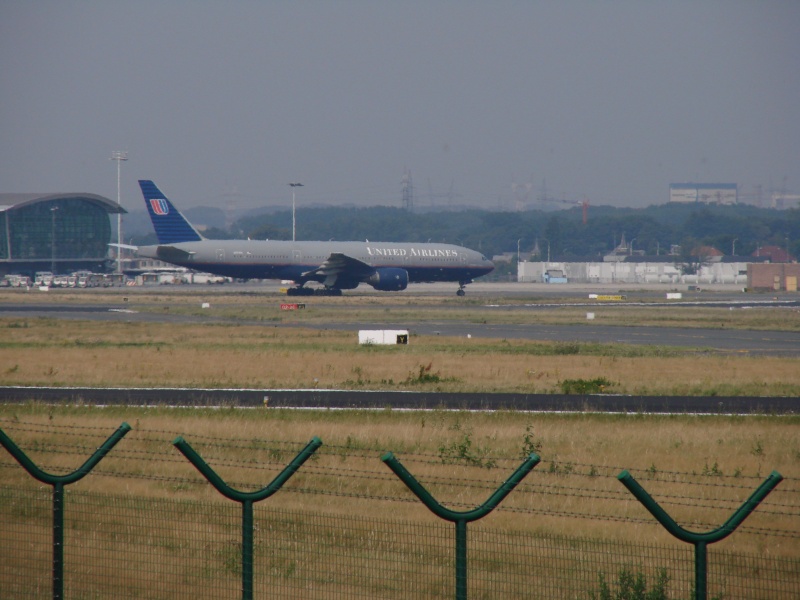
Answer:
[0,386,795,414]
[322,321,800,356]
[1,281,799,355]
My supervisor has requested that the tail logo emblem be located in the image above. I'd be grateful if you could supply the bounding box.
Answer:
[150,198,169,216]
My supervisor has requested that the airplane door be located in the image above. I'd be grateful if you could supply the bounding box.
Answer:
[216,249,225,261]
[293,250,302,263]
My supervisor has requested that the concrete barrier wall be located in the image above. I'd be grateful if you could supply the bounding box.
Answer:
[519,261,750,285]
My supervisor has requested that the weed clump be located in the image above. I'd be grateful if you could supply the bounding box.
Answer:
[519,423,543,459]
[559,377,615,394]
[589,566,669,600]
[403,363,459,386]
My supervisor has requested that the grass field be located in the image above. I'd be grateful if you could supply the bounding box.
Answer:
[1,314,798,395]
[1,405,798,561]
[1,287,798,574]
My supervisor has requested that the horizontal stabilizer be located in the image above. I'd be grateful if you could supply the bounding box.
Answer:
[108,243,139,251]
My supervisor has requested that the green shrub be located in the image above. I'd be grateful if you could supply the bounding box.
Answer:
[589,566,669,600]
[559,377,615,394]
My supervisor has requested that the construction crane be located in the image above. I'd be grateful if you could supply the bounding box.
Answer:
[542,194,590,224]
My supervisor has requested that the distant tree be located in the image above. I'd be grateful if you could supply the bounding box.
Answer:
[176,202,799,261]
[674,237,712,275]
[201,227,236,240]
[544,216,563,258]
[247,224,291,240]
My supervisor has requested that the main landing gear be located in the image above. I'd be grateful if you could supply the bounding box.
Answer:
[456,282,467,297]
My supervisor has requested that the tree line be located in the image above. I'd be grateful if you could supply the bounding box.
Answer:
[133,203,799,263]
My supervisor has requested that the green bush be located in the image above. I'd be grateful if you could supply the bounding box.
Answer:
[589,567,669,600]
[559,377,615,394]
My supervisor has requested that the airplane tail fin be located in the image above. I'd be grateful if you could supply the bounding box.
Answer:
[139,180,203,244]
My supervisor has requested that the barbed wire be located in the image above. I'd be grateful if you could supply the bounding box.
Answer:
[3,450,794,505]
[3,421,793,488]
[8,471,795,541]
[3,459,796,540]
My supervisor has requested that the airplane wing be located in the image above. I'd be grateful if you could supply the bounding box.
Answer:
[300,252,373,287]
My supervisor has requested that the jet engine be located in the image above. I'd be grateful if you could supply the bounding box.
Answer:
[367,267,409,291]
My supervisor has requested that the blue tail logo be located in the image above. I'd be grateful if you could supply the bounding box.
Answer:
[149,198,169,216]
[139,180,203,244]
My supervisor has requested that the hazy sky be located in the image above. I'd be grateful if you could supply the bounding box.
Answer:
[1,1,798,213]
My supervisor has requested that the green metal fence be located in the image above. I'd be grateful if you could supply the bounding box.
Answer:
[0,419,798,599]
[1,486,798,599]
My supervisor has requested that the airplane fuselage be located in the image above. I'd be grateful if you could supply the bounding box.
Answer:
[138,239,494,286]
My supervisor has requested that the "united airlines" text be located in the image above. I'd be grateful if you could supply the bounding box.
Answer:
[366,247,459,258]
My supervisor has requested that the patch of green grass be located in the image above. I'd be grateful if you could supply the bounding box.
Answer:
[589,567,670,600]
[559,377,615,394]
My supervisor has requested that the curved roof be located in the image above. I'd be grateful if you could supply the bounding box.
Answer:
[0,193,126,214]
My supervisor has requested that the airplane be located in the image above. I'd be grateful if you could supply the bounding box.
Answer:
[134,180,494,296]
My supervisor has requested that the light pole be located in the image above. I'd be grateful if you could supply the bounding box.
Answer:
[110,151,128,273]
[541,239,550,263]
[50,206,59,274]
[289,182,303,242]
[732,238,737,257]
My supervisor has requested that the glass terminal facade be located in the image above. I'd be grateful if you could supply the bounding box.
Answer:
[0,194,123,276]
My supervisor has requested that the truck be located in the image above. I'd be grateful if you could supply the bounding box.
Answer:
[34,271,54,287]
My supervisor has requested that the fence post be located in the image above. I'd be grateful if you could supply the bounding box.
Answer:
[618,469,783,600]
[0,422,131,600]
[382,452,540,600]
[173,435,322,600]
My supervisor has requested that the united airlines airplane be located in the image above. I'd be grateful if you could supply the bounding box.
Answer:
[136,180,494,296]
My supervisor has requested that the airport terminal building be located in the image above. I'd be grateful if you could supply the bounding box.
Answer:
[0,193,125,277]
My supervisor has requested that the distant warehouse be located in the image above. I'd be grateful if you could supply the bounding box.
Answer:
[0,193,125,277]
[669,183,737,205]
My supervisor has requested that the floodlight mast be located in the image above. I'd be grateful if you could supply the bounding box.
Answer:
[50,206,59,274]
[289,182,303,242]
[110,151,128,274]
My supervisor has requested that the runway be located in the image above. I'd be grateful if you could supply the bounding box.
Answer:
[1,282,799,356]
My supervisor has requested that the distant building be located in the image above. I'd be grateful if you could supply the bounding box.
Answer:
[771,193,800,210]
[491,252,516,264]
[519,259,750,285]
[0,193,125,277]
[603,233,643,262]
[753,245,794,263]
[669,183,737,205]
[693,245,724,262]
[747,263,800,291]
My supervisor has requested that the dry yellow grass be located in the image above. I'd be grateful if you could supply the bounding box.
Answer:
[1,317,799,395]
[1,406,797,559]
